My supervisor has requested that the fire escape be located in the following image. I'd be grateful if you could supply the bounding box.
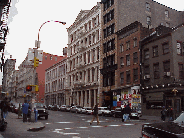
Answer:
[0,0,11,71]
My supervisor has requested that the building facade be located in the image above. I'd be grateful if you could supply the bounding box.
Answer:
[45,58,68,106]
[140,24,184,117]
[99,0,184,109]
[66,2,101,107]
[2,58,16,98]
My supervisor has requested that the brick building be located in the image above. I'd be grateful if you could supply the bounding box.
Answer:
[140,24,184,117]
[99,0,184,108]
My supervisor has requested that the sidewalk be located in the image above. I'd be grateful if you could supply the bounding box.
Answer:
[7,112,45,131]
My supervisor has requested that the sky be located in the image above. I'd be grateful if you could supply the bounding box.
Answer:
[0,0,184,85]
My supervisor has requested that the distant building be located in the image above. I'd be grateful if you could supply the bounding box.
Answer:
[16,51,66,103]
[2,59,16,98]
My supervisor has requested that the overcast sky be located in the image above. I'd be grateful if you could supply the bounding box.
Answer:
[0,0,184,85]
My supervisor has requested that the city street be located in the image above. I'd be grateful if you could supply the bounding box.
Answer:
[0,110,151,138]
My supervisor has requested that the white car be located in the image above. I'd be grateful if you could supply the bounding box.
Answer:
[81,107,90,114]
[86,107,93,115]
[98,107,110,116]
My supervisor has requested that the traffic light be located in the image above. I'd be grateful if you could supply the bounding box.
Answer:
[35,85,39,92]
[26,85,32,91]
[34,57,39,67]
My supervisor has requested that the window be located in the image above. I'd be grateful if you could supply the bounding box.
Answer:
[126,41,130,50]
[104,0,114,11]
[162,42,169,54]
[163,60,170,72]
[166,22,170,27]
[144,49,149,59]
[45,56,47,60]
[165,10,169,18]
[126,54,130,66]
[179,63,184,80]
[120,57,124,67]
[153,46,158,57]
[147,16,151,25]
[55,57,57,61]
[133,38,137,47]
[103,39,115,53]
[89,35,91,45]
[50,56,52,60]
[146,2,150,12]
[177,42,182,55]
[133,52,138,63]
[120,44,124,52]
[120,72,124,84]
[126,70,131,84]
[133,68,138,82]
[153,63,159,79]
[144,65,150,75]
[89,21,91,30]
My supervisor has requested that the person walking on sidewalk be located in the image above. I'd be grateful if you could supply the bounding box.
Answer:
[121,107,125,122]
[22,100,29,122]
[18,103,22,119]
[90,104,100,125]
[123,104,131,122]
[167,106,174,121]
[161,106,167,121]
[0,97,10,120]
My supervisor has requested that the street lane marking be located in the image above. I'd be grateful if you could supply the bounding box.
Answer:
[63,133,80,135]
[90,126,103,127]
[77,127,88,129]
[108,125,121,126]
[56,122,73,123]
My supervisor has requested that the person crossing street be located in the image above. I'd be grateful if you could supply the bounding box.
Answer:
[90,103,100,125]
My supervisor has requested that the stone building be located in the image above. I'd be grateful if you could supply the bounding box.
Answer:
[66,2,101,107]
[99,0,184,108]
[140,24,184,117]
[45,57,68,106]
[2,58,16,98]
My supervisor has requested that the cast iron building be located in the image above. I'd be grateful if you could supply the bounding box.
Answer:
[67,2,101,107]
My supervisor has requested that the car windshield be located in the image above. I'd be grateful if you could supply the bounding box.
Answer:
[174,112,184,123]
[34,103,44,108]
[86,108,92,110]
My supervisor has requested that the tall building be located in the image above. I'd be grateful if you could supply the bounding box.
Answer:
[99,0,184,108]
[67,2,101,107]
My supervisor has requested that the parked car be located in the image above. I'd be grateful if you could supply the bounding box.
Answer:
[81,107,89,114]
[70,106,77,113]
[47,105,53,110]
[33,103,49,120]
[141,111,184,137]
[76,106,83,113]
[60,105,67,111]
[86,107,93,115]
[65,105,71,112]
[13,103,20,114]
[104,109,113,116]
[113,107,122,118]
[98,107,110,116]
[52,104,60,111]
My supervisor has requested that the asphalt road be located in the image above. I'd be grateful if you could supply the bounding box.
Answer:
[1,110,146,138]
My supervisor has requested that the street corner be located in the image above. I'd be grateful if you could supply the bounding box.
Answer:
[27,122,45,132]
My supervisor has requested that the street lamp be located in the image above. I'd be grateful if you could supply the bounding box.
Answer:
[172,88,178,119]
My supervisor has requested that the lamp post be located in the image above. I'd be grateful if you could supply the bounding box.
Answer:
[172,88,178,120]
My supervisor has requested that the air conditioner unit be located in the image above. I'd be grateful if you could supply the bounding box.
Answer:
[144,75,150,79]
[166,72,170,76]
[121,63,124,66]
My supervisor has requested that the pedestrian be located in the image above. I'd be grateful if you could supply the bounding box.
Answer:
[90,103,100,125]
[121,107,125,122]
[123,104,131,122]
[0,97,10,121]
[22,100,29,122]
[167,106,174,121]
[18,103,22,119]
[161,106,167,121]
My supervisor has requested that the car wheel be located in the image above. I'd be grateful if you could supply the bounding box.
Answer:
[45,116,48,120]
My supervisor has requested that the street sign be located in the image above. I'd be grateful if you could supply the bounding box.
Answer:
[22,65,34,68]
[35,40,41,48]
[27,48,34,63]
[37,49,43,64]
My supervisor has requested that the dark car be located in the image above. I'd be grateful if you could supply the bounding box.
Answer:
[141,111,184,138]
[47,105,53,110]
[52,104,60,111]
[70,106,77,113]
[113,108,122,118]
[33,103,49,120]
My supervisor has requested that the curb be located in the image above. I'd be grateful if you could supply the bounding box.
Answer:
[27,125,45,132]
